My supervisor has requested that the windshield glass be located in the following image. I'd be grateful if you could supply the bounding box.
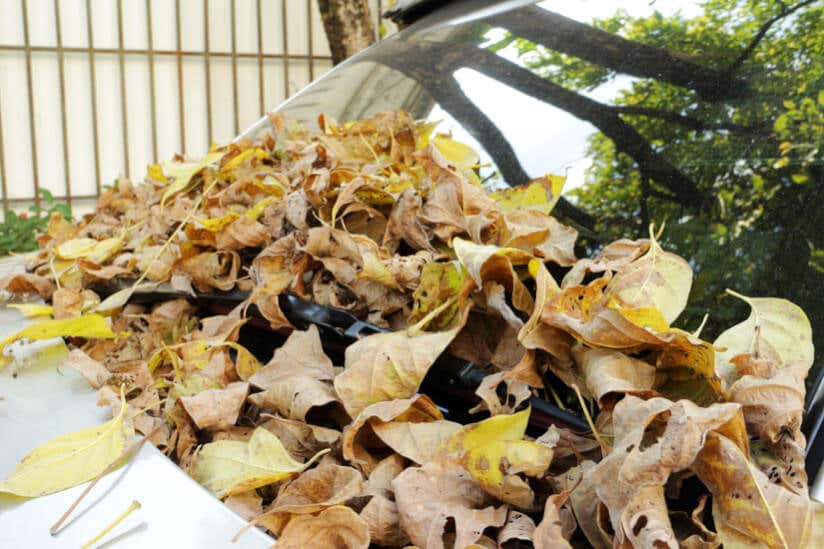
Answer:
[275,0,824,389]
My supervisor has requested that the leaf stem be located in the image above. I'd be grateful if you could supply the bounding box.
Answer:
[572,383,610,455]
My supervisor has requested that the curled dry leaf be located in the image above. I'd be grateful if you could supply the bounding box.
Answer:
[605,226,692,325]
[714,292,814,388]
[275,505,370,549]
[342,395,443,472]
[180,381,249,430]
[572,345,657,409]
[334,314,466,418]
[693,432,824,549]
[533,487,575,549]
[498,509,537,546]
[392,461,507,549]
[267,463,363,515]
[64,348,111,389]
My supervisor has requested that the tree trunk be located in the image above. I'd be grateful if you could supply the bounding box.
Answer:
[317,0,376,65]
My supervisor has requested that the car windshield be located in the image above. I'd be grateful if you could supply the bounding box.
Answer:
[274,0,824,390]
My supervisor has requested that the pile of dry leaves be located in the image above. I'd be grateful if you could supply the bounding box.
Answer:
[0,109,822,548]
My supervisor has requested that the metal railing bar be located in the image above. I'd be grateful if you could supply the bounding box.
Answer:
[85,0,102,195]
[0,44,332,61]
[146,0,159,161]
[230,0,239,136]
[54,0,72,206]
[174,0,186,154]
[307,0,315,81]
[0,87,8,213]
[256,0,264,115]
[116,0,130,176]
[21,0,41,207]
[282,1,290,99]
[4,194,98,205]
[204,0,213,144]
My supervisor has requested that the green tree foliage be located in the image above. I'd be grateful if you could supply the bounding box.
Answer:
[506,0,823,383]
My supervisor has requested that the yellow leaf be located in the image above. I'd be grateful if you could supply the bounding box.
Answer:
[444,407,530,458]
[197,212,240,232]
[608,300,670,333]
[461,439,553,508]
[222,342,262,381]
[0,391,134,497]
[245,195,278,220]
[432,135,479,170]
[714,291,814,387]
[54,238,99,260]
[160,151,223,208]
[0,314,117,368]
[85,236,124,265]
[490,175,565,215]
[359,252,401,290]
[147,163,167,183]
[193,427,327,498]
[7,304,54,318]
[219,147,269,174]
[606,225,692,324]
[452,237,533,290]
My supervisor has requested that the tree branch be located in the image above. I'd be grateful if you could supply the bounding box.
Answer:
[612,105,765,135]
[490,5,745,101]
[385,62,596,229]
[729,0,816,72]
[370,39,705,208]
[453,46,704,207]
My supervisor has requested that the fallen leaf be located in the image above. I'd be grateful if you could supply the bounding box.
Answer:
[393,461,507,549]
[0,314,117,368]
[193,426,326,498]
[714,292,814,388]
[343,395,443,472]
[180,381,249,430]
[0,390,134,497]
[605,226,692,324]
[275,505,370,549]
[267,463,363,515]
[534,487,574,549]
[693,432,824,549]
[334,315,466,418]
[64,348,111,389]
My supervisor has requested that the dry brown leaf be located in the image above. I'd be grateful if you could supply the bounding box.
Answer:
[0,272,54,299]
[64,349,111,389]
[342,395,442,473]
[729,360,807,444]
[371,420,462,465]
[693,432,824,548]
[392,461,507,549]
[260,415,341,461]
[179,381,249,430]
[275,505,370,549]
[572,345,657,409]
[268,463,363,515]
[498,509,537,546]
[52,288,84,319]
[224,491,263,522]
[468,372,532,416]
[360,494,409,547]
[334,316,466,418]
[533,488,574,549]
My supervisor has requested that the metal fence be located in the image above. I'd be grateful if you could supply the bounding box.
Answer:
[0,0,384,215]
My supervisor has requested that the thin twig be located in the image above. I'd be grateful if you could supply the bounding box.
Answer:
[50,428,158,536]
[572,383,610,456]
[79,500,141,549]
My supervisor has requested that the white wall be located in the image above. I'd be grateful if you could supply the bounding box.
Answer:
[0,0,383,215]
